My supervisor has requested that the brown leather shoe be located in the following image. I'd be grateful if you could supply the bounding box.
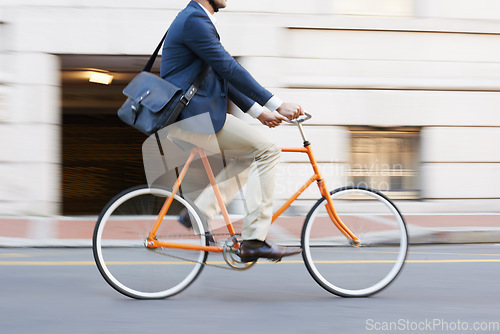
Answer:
[238,240,302,263]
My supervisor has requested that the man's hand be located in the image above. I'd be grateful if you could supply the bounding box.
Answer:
[257,111,288,128]
[276,102,305,121]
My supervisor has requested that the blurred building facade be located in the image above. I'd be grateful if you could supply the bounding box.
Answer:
[1,0,499,216]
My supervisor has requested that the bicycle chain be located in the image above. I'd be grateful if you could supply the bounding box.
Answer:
[147,233,244,271]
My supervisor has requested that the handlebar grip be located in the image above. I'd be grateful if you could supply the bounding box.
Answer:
[283,112,312,124]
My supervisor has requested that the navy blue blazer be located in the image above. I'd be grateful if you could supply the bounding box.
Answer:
[160,1,273,133]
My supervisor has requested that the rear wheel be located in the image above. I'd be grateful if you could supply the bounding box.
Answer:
[301,186,408,297]
[93,185,208,299]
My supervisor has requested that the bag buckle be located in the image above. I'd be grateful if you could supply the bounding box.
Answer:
[139,90,151,102]
[131,90,151,111]
[180,95,190,106]
[131,90,151,122]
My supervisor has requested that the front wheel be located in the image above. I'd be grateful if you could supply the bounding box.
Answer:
[301,186,408,297]
[92,185,208,299]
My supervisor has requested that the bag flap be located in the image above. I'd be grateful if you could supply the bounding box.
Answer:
[123,72,182,112]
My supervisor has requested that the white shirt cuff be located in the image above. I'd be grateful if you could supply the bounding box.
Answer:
[264,95,283,112]
[246,102,264,118]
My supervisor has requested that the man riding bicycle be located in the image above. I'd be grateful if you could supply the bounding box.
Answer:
[160,0,304,262]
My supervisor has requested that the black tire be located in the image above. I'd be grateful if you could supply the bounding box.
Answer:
[92,185,208,299]
[301,186,408,297]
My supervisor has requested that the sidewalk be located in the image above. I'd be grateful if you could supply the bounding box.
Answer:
[0,214,499,247]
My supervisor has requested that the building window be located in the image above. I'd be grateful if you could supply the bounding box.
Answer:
[349,127,420,199]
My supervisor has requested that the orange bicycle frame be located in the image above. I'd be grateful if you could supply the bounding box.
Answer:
[274,144,359,243]
[146,138,360,252]
[147,147,230,253]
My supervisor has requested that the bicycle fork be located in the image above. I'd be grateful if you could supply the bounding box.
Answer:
[317,179,360,245]
[279,138,360,245]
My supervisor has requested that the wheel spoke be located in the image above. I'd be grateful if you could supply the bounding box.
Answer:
[302,186,408,297]
[93,186,207,299]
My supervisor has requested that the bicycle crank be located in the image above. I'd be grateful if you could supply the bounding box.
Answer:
[222,235,256,270]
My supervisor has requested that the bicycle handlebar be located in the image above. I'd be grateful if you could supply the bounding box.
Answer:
[283,112,312,124]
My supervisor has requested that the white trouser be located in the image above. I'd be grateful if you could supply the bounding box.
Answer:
[168,114,281,241]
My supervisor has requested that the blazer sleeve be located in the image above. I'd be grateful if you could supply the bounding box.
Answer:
[183,12,273,107]
[227,83,255,113]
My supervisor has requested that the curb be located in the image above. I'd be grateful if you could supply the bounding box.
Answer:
[0,237,91,248]
[408,226,500,244]
[1,228,500,248]
[1,215,499,247]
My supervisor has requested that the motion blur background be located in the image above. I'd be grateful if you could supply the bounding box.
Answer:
[1,0,499,217]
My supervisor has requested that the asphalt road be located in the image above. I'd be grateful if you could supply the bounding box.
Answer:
[1,244,499,334]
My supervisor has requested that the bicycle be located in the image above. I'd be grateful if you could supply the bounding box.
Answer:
[92,113,408,299]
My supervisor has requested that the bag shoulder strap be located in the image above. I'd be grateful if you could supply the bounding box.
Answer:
[142,30,168,73]
[143,29,209,85]
[144,29,210,102]
[182,64,210,104]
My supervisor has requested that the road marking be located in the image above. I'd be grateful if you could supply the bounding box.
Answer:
[2,259,500,266]
[0,260,228,266]
[0,253,30,258]
[406,259,500,263]
[284,259,500,264]
[408,251,500,257]
[0,261,96,266]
